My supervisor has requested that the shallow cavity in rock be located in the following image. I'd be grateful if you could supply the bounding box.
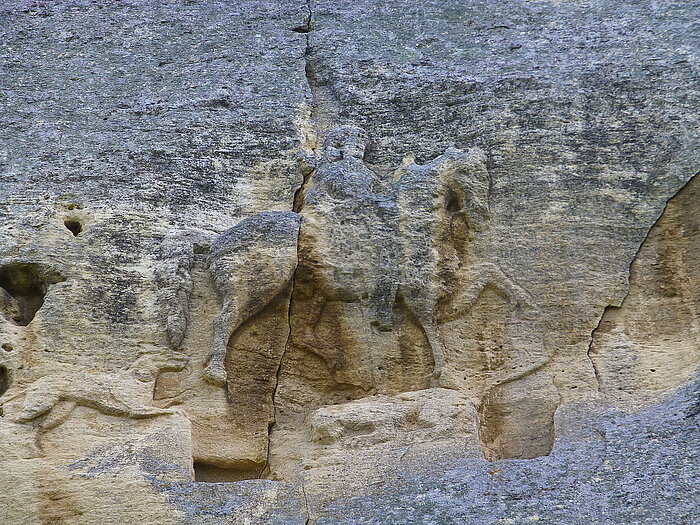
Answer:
[64,218,83,236]
[0,366,10,397]
[0,263,63,326]
[193,461,263,482]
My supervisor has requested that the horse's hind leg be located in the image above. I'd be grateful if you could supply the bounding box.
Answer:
[404,296,445,386]
[424,327,445,386]
[204,298,241,386]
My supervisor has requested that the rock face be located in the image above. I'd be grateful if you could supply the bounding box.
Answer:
[590,174,700,404]
[0,1,698,524]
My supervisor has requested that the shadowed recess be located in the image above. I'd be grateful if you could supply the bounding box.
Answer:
[193,461,263,482]
[0,366,10,397]
[64,218,83,236]
[0,263,64,326]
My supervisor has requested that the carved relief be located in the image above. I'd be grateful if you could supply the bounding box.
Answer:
[205,211,300,386]
[149,127,554,464]
[394,146,491,381]
[307,389,474,449]
[290,126,400,395]
[0,352,188,431]
[155,230,213,350]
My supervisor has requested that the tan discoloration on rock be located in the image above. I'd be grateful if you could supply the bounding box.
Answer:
[590,173,700,405]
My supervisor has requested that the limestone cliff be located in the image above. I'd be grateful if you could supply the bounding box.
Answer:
[0,1,698,524]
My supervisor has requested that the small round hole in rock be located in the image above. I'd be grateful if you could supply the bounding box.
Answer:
[1,343,12,352]
[64,219,82,236]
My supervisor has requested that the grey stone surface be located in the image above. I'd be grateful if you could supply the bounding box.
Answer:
[0,0,307,226]
[315,380,700,525]
[0,0,698,523]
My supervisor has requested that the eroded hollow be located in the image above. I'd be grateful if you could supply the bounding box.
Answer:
[476,378,557,462]
[0,366,10,397]
[64,218,83,236]
[0,263,64,326]
[193,461,263,482]
[446,192,461,212]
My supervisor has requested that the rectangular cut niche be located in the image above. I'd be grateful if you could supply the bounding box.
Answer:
[193,461,263,482]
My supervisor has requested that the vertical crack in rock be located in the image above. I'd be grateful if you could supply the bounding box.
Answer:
[587,312,607,392]
[586,237,655,393]
[293,0,318,213]
[263,0,318,480]
[261,256,298,479]
[299,0,342,136]
[586,174,699,394]
[301,0,319,128]
[301,478,311,525]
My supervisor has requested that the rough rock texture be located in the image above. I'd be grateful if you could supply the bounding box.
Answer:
[0,0,698,523]
[590,174,699,404]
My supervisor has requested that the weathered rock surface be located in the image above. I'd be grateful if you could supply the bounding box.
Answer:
[590,173,699,404]
[0,0,698,523]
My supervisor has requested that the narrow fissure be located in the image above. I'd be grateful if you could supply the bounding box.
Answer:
[586,308,609,392]
[301,0,318,126]
[260,276,298,479]
[293,0,319,214]
[301,478,311,525]
[262,0,318,480]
